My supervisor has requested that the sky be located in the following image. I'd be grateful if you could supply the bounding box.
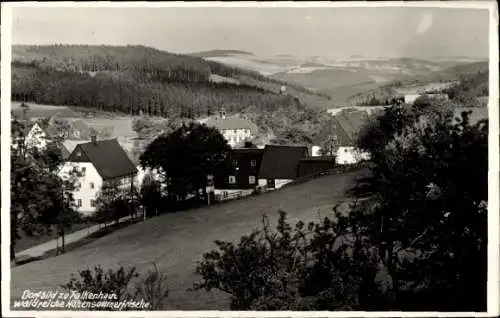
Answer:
[11,5,490,59]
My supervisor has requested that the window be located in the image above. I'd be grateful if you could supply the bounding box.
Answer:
[90,200,96,207]
[228,176,236,184]
[81,167,86,175]
[232,160,238,167]
[77,199,82,207]
[344,149,348,153]
[250,160,257,167]
[267,179,276,189]
[249,176,256,184]
[90,182,95,189]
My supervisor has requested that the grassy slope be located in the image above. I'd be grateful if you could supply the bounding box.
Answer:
[11,169,369,310]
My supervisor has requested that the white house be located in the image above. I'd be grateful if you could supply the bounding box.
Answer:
[137,165,164,188]
[404,93,449,105]
[311,145,322,157]
[58,136,138,216]
[204,114,259,148]
[257,145,309,190]
[335,146,371,165]
[24,122,49,150]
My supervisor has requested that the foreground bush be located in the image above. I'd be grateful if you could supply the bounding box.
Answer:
[62,263,169,310]
[193,208,387,310]
[195,99,488,311]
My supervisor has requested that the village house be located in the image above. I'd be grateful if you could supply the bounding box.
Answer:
[213,146,265,192]
[335,146,370,165]
[24,122,49,150]
[17,122,71,159]
[66,119,93,140]
[204,113,259,148]
[319,109,371,165]
[403,93,449,104]
[257,145,309,189]
[58,136,138,216]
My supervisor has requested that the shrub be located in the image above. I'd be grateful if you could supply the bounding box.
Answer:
[61,265,138,302]
[193,208,386,310]
[62,263,169,311]
[132,263,169,310]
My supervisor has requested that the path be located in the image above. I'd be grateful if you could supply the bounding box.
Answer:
[15,215,135,260]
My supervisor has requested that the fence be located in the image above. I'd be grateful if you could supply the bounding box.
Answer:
[284,161,372,188]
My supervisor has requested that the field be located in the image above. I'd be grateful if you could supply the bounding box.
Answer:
[10,169,369,310]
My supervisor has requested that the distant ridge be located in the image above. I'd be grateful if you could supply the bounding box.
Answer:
[189,49,254,58]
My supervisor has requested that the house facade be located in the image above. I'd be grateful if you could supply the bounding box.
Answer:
[24,122,49,150]
[257,145,309,190]
[214,148,264,191]
[335,146,370,165]
[58,136,138,216]
[204,115,259,148]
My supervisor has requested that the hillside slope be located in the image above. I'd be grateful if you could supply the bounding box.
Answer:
[346,61,489,106]
[11,45,335,144]
[11,169,369,310]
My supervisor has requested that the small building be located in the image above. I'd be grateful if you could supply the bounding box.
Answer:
[58,136,138,216]
[214,147,265,191]
[310,145,322,157]
[335,146,370,165]
[403,94,421,104]
[257,145,309,189]
[204,114,259,148]
[404,93,448,105]
[67,119,93,140]
[298,156,336,178]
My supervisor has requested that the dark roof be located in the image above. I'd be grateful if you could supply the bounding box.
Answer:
[258,145,309,179]
[325,110,370,147]
[69,138,137,180]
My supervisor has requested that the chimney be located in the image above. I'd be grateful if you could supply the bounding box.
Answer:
[91,134,97,145]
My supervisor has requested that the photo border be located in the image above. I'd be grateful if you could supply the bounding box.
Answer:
[1,1,498,317]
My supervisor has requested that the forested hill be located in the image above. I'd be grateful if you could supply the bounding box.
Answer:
[12,45,334,116]
[11,45,332,145]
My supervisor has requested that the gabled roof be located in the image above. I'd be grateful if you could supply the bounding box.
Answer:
[258,145,309,180]
[68,138,137,180]
[204,116,259,134]
[326,110,370,147]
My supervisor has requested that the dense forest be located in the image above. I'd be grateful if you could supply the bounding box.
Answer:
[11,45,331,145]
